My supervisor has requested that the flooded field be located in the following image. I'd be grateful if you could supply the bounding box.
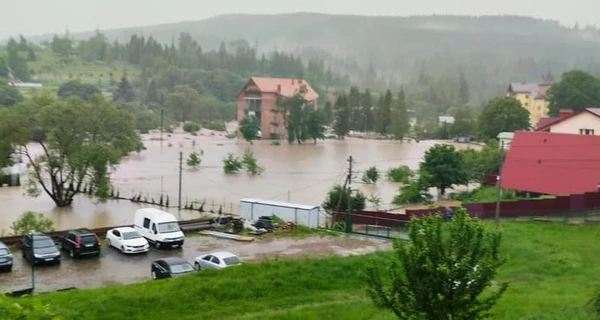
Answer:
[0,234,392,293]
[0,128,477,231]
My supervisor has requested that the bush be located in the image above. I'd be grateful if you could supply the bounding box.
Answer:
[183,122,201,133]
[11,211,54,236]
[387,165,414,183]
[201,121,226,132]
[222,153,243,174]
[225,133,237,139]
[322,185,366,213]
[186,152,201,168]
[392,177,433,205]
[361,166,380,184]
[242,149,263,175]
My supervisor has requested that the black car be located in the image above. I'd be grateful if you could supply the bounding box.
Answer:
[151,257,195,280]
[22,233,61,265]
[0,241,13,272]
[59,229,102,258]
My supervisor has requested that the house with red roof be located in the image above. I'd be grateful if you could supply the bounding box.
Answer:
[236,77,319,139]
[536,108,600,135]
[501,131,600,195]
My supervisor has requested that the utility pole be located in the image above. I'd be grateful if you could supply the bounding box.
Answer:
[495,151,506,230]
[345,155,353,233]
[178,152,183,210]
[160,109,164,146]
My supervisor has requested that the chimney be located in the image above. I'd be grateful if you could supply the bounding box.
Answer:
[277,84,281,93]
[559,109,574,119]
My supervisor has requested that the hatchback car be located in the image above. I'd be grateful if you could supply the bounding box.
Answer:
[0,241,13,272]
[194,251,241,270]
[22,233,61,265]
[59,229,102,258]
[151,257,195,280]
[106,227,149,254]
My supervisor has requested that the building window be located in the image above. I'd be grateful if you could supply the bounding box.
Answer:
[580,129,595,135]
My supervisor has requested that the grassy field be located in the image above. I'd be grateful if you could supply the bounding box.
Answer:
[26,222,600,319]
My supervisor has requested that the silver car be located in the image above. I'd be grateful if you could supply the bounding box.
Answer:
[0,241,13,272]
[194,251,241,270]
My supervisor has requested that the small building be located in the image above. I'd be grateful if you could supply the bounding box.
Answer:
[239,198,320,228]
[439,116,455,125]
[236,77,319,139]
[535,108,600,135]
[501,131,600,195]
[507,82,552,128]
[497,132,514,150]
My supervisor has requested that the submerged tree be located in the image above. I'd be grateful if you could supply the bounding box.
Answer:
[239,115,260,144]
[5,93,141,207]
[364,208,508,320]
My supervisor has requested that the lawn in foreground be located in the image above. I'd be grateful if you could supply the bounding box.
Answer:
[35,221,600,319]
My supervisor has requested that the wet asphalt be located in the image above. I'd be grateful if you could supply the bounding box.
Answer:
[0,234,391,293]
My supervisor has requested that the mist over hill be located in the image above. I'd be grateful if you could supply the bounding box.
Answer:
[23,13,600,103]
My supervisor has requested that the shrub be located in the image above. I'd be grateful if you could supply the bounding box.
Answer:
[361,166,380,184]
[387,165,414,183]
[392,176,433,205]
[183,122,201,133]
[242,149,263,175]
[11,211,54,236]
[222,153,243,174]
[322,185,366,213]
[225,133,237,139]
[202,121,226,132]
[186,152,201,168]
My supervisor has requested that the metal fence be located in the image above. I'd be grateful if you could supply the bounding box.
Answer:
[327,211,409,240]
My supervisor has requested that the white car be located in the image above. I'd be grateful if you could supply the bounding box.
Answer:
[194,251,241,270]
[106,227,149,254]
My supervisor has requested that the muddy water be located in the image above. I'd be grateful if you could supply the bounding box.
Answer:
[0,235,392,293]
[0,129,477,231]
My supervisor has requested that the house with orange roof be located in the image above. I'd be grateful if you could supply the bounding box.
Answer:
[236,77,319,139]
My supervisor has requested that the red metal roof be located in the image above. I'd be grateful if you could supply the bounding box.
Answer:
[535,117,557,130]
[535,108,600,131]
[238,77,319,101]
[502,131,600,195]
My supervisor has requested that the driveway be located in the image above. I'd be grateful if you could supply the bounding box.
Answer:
[0,234,391,293]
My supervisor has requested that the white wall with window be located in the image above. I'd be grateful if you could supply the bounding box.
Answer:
[548,112,600,135]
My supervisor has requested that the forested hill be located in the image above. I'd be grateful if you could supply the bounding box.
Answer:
[26,13,600,104]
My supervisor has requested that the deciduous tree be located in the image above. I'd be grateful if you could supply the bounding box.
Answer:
[4,93,141,207]
[420,144,468,196]
[239,115,260,144]
[478,97,529,140]
[546,70,600,116]
[305,108,326,144]
[0,82,24,107]
[167,85,201,123]
[57,80,102,101]
[364,208,507,320]
[332,93,350,138]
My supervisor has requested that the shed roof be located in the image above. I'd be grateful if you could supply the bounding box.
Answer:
[497,132,515,139]
[501,131,600,195]
[240,198,319,210]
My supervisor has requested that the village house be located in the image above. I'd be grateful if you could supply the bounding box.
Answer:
[535,108,600,135]
[506,82,552,128]
[501,131,600,195]
[497,132,514,150]
[236,77,319,139]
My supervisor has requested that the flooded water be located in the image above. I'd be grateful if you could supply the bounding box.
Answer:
[0,234,392,293]
[0,128,477,231]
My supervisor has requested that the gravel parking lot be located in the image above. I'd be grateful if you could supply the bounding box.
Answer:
[0,234,391,293]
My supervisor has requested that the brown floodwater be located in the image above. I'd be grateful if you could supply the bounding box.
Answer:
[0,128,476,231]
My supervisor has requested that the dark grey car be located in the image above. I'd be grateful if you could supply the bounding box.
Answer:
[0,241,13,272]
[22,233,61,266]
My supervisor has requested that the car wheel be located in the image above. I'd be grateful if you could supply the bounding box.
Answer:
[69,249,75,258]
[107,239,112,248]
[155,242,161,249]
[195,262,201,270]
[151,270,157,280]
[121,246,125,254]
[7,266,12,272]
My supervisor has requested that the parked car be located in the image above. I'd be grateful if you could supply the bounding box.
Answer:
[59,229,102,258]
[0,241,13,272]
[194,251,241,270]
[133,208,185,249]
[106,227,149,254]
[151,257,195,280]
[22,233,61,265]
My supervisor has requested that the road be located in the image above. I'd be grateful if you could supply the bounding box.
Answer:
[0,234,391,293]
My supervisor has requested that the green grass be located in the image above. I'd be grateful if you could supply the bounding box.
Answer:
[24,222,600,319]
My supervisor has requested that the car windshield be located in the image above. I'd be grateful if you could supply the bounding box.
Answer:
[122,231,141,240]
[223,256,241,266]
[34,238,55,248]
[170,263,194,274]
[158,222,180,234]
[0,248,8,255]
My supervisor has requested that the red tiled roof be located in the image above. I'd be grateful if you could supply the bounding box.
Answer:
[502,131,600,195]
[535,117,557,130]
[239,77,319,101]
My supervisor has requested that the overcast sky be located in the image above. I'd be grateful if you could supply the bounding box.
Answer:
[1,0,597,38]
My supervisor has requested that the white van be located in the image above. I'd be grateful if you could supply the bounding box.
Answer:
[133,208,185,249]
